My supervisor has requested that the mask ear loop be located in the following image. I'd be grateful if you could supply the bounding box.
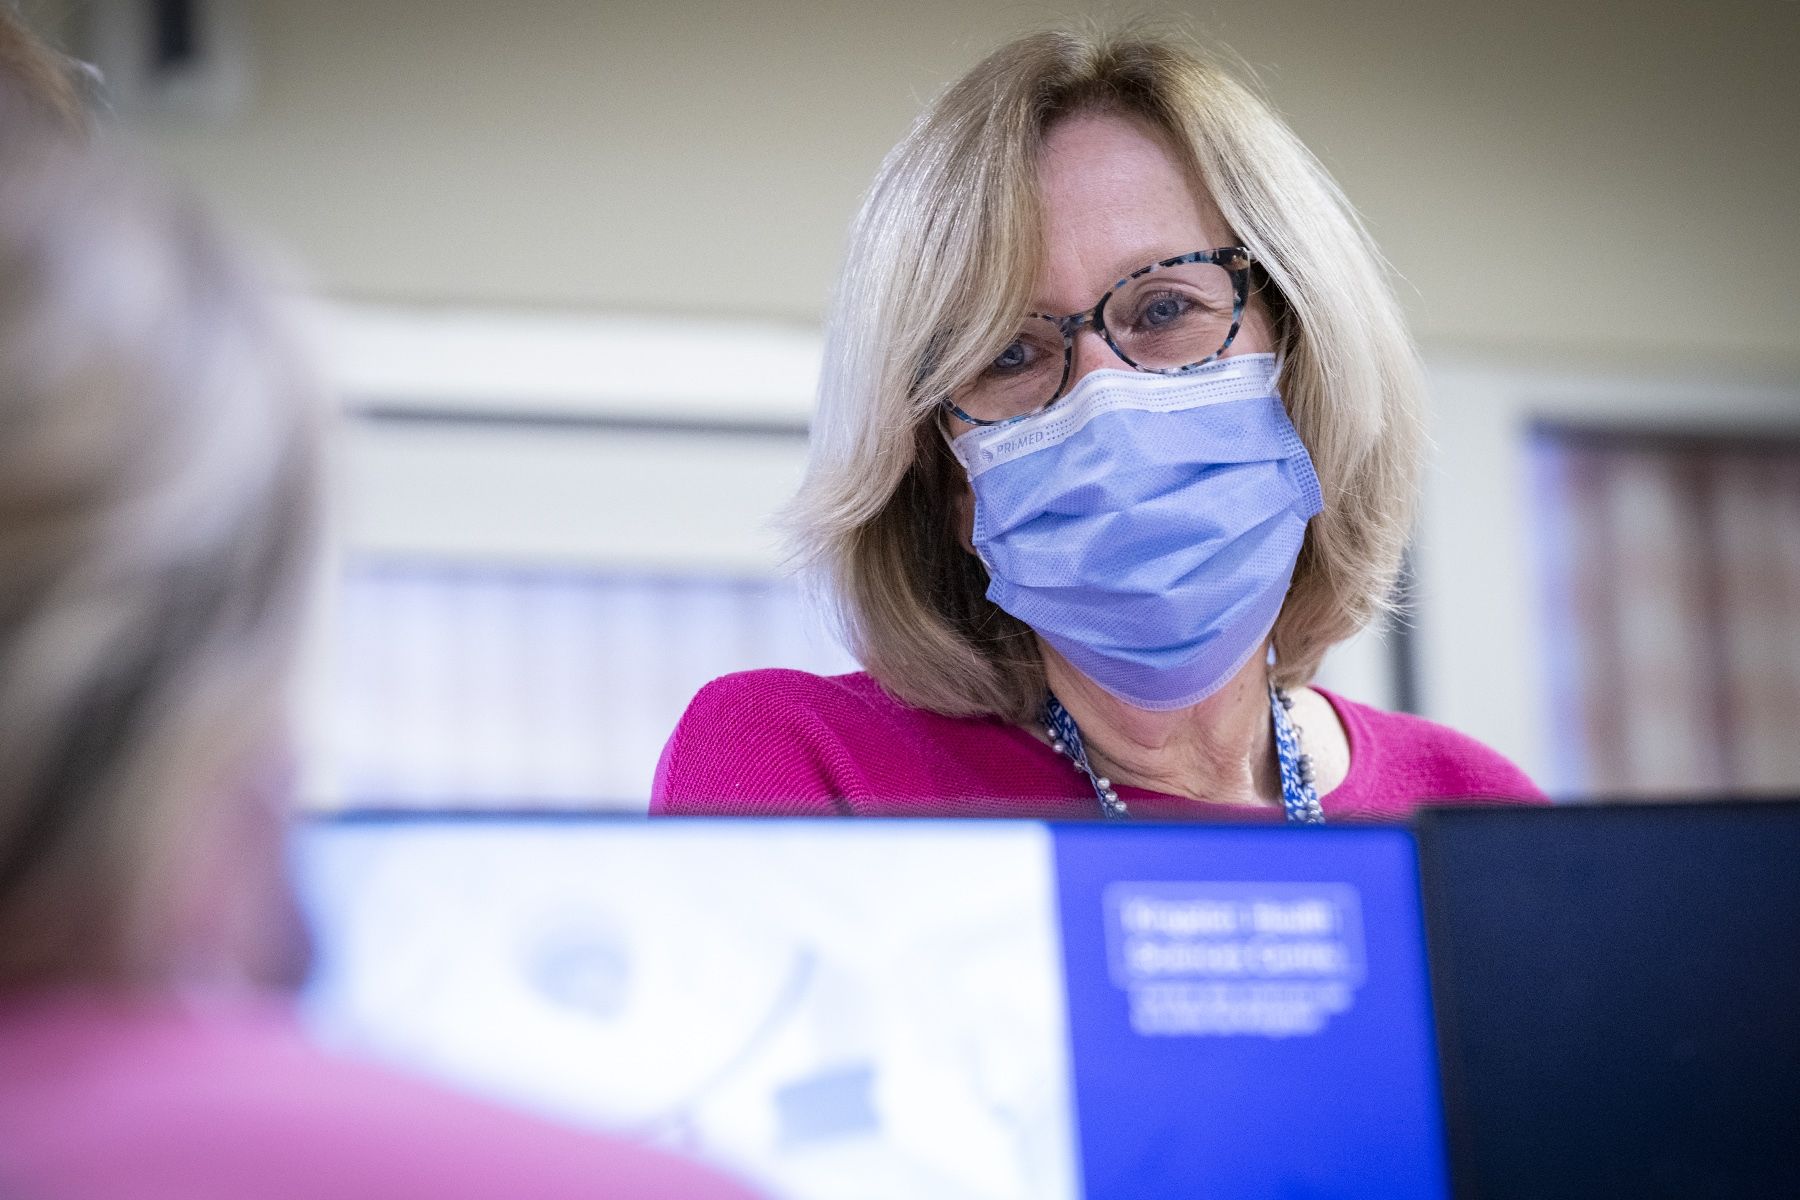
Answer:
[936,410,974,468]
[1262,270,1298,682]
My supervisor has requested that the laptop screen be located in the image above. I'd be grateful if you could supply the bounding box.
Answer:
[294,816,1447,1199]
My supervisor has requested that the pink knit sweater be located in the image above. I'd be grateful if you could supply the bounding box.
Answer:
[652,670,1545,820]
[0,990,761,1200]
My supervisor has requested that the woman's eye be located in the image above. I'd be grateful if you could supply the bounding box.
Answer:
[989,339,1032,372]
[1139,294,1192,329]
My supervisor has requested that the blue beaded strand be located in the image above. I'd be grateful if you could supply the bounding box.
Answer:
[1043,695,1129,818]
[1270,685,1325,824]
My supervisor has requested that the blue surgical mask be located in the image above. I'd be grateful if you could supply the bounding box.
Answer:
[949,352,1322,710]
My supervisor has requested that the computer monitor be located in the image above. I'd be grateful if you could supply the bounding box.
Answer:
[294,815,1447,1199]
[1415,801,1800,1200]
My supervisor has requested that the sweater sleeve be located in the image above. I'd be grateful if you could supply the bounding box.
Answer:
[650,671,859,816]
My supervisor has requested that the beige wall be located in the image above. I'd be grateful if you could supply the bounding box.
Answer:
[48,0,1800,369]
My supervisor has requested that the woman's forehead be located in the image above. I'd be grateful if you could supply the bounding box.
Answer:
[1031,111,1230,306]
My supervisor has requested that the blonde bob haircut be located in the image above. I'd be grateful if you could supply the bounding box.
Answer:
[790,26,1425,723]
[0,106,321,985]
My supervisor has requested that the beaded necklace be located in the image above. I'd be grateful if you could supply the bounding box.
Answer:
[1041,683,1324,823]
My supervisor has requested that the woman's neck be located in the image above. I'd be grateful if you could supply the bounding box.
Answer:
[1041,642,1282,807]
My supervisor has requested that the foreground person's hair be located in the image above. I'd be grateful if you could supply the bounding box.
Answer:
[0,106,321,984]
[790,27,1425,721]
[0,5,89,132]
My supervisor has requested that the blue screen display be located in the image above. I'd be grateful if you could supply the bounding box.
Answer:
[1053,824,1447,1198]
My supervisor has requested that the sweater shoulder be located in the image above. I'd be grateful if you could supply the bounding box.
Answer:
[685,667,892,714]
[651,670,898,815]
[1324,691,1547,815]
[668,669,901,743]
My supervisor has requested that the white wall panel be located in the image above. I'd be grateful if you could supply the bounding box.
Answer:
[339,421,809,575]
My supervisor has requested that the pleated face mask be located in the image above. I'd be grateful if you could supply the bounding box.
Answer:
[949,352,1323,711]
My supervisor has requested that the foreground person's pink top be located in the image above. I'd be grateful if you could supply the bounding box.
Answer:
[0,990,760,1200]
[653,670,1545,818]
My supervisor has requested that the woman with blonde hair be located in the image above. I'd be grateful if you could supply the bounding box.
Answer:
[0,15,757,1196]
[656,28,1542,820]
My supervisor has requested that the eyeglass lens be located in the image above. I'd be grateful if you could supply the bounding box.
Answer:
[951,257,1239,424]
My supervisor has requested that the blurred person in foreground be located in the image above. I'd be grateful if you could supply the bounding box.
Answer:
[656,28,1545,821]
[0,15,756,1200]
